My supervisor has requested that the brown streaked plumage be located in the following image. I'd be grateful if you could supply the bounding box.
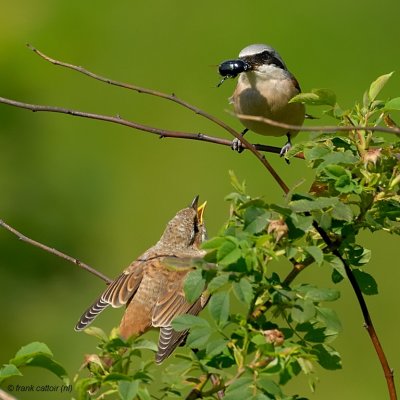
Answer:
[75,196,208,364]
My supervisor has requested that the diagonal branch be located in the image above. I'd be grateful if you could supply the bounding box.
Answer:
[0,219,112,284]
[26,45,291,192]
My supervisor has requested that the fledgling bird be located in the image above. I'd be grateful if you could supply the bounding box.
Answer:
[218,43,305,156]
[75,196,208,364]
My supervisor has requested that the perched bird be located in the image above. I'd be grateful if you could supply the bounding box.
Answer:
[75,196,208,364]
[218,43,305,156]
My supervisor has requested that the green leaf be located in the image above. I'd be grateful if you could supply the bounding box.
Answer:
[312,344,342,370]
[334,175,357,194]
[119,380,139,400]
[290,88,336,106]
[0,364,22,383]
[316,150,359,168]
[171,314,210,331]
[291,299,316,323]
[331,268,344,284]
[316,307,342,336]
[202,236,226,250]
[323,164,348,179]
[26,355,69,385]
[290,214,314,232]
[257,377,282,396]
[244,206,269,234]
[232,278,253,304]
[289,197,338,213]
[353,270,378,295]
[303,327,328,343]
[82,326,109,342]
[217,237,241,266]
[184,269,205,303]
[131,339,158,352]
[304,287,340,302]
[104,373,131,382]
[138,387,152,400]
[209,291,230,325]
[369,72,394,102]
[304,145,331,161]
[224,376,253,400]
[305,246,324,265]
[208,274,230,292]
[229,170,246,194]
[383,97,400,111]
[331,202,353,221]
[186,327,212,349]
[324,255,346,279]
[347,245,371,266]
[11,342,53,366]
[206,339,228,357]
[319,211,332,230]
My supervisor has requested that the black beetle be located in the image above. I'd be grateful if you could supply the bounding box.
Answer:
[217,59,250,87]
[219,59,249,77]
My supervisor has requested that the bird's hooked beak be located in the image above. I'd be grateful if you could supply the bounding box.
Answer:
[190,195,207,224]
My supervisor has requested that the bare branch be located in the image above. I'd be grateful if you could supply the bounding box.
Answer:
[0,94,292,156]
[25,45,291,192]
[234,112,400,136]
[0,219,112,284]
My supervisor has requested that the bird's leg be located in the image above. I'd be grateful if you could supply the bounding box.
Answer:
[280,133,292,156]
[231,128,249,153]
[280,133,292,164]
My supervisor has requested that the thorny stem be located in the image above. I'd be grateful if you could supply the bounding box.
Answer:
[0,45,397,399]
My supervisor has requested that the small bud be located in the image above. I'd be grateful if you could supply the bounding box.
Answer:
[263,329,285,346]
[267,219,288,242]
[362,148,381,166]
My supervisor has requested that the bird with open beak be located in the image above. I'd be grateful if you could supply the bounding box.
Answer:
[75,196,208,364]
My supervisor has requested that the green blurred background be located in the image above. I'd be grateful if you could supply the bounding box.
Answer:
[1,1,399,399]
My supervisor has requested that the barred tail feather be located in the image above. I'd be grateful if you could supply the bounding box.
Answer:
[156,326,189,364]
[74,298,110,331]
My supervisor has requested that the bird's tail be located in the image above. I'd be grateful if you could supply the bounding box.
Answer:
[74,297,110,331]
[156,326,189,364]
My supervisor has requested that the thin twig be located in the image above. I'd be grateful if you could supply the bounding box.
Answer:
[234,112,400,136]
[25,45,290,192]
[28,45,400,137]
[0,219,112,284]
[0,96,298,158]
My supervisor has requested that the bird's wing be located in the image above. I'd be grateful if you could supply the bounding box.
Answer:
[155,293,210,364]
[151,269,190,327]
[74,261,145,331]
[152,262,210,363]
